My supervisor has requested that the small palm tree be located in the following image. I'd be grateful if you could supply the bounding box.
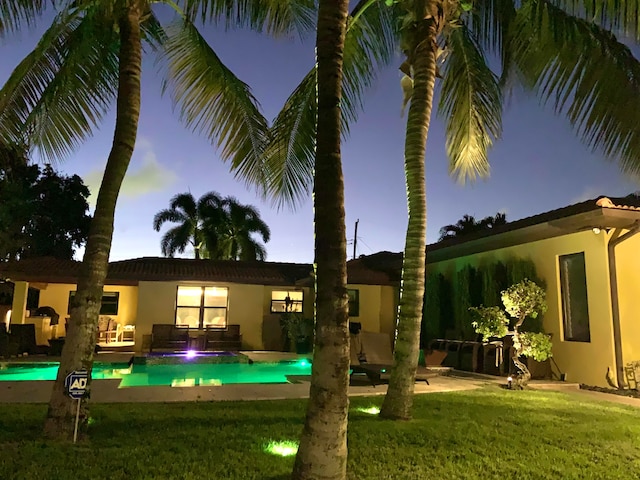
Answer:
[153,192,225,259]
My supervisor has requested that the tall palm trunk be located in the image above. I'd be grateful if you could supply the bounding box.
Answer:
[43,2,142,440]
[292,1,350,479]
[380,16,438,421]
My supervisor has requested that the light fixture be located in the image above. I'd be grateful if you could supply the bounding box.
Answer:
[507,376,513,389]
[592,227,601,235]
[185,350,197,359]
[264,440,299,457]
[356,406,381,415]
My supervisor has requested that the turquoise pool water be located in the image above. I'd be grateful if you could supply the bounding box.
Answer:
[0,360,312,388]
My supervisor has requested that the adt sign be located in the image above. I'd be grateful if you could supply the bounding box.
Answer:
[65,370,89,400]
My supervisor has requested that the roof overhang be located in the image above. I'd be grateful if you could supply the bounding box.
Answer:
[428,208,640,264]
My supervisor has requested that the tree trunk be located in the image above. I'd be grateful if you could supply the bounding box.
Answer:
[380,15,439,421]
[43,3,142,440]
[292,1,350,479]
[511,317,530,388]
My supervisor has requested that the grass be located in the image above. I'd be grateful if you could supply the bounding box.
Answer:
[1,386,640,479]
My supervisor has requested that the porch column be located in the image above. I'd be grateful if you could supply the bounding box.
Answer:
[10,281,29,325]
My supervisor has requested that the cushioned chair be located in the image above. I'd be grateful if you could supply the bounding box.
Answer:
[97,316,120,343]
[150,324,189,352]
[204,324,242,351]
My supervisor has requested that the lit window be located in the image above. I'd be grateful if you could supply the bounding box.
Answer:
[559,253,590,342]
[176,286,228,329]
[68,291,119,315]
[271,290,303,313]
[348,289,359,317]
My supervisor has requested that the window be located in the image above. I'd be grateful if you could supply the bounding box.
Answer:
[271,290,303,313]
[176,286,228,329]
[68,291,119,315]
[348,289,359,317]
[559,253,591,342]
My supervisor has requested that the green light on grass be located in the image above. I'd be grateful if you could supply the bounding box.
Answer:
[265,440,299,457]
[356,406,381,415]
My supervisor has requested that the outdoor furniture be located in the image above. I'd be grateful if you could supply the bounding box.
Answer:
[97,316,120,343]
[204,324,242,351]
[351,331,437,387]
[149,324,189,352]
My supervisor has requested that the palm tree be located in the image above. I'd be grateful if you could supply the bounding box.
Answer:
[153,193,270,260]
[439,212,507,240]
[216,197,270,261]
[0,0,311,440]
[265,0,640,422]
[153,192,225,259]
[290,2,351,478]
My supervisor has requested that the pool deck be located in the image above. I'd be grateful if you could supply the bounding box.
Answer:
[4,351,628,406]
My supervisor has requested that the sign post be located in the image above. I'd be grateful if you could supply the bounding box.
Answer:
[64,370,89,444]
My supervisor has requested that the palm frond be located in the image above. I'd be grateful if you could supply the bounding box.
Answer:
[511,0,640,176]
[160,223,194,257]
[159,18,271,192]
[0,7,120,160]
[153,208,188,231]
[168,192,198,218]
[0,0,46,38]
[551,0,640,41]
[438,23,502,183]
[180,0,316,38]
[141,8,167,52]
[264,0,399,208]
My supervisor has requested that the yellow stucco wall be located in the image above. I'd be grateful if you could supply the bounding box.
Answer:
[136,282,314,352]
[428,230,615,387]
[37,282,138,329]
[347,284,398,337]
[613,232,640,369]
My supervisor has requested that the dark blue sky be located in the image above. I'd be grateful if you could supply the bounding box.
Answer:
[1,13,637,263]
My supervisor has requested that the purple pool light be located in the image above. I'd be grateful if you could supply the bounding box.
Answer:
[185,350,197,359]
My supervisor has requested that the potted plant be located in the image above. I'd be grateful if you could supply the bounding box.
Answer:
[280,312,314,354]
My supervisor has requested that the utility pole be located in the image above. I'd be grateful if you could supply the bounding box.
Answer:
[352,219,359,260]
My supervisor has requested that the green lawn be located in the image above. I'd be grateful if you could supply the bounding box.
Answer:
[1,387,639,479]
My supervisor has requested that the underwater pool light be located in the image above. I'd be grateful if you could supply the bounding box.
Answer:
[185,350,197,359]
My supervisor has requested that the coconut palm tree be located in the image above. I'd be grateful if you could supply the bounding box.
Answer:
[290,2,351,479]
[0,0,312,440]
[265,0,640,422]
[153,191,226,259]
[439,212,507,240]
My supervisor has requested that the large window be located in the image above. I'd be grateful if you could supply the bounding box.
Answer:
[68,291,119,315]
[271,290,303,313]
[559,253,591,342]
[176,286,228,329]
[348,289,360,317]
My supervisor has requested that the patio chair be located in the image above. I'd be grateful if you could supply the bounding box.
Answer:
[204,324,242,351]
[97,316,120,343]
[149,324,189,352]
[351,331,437,387]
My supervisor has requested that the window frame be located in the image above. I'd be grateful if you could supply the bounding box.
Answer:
[270,290,304,314]
[559,252,591,342]
[68,291,119,315]
[175,286,228,329]
[347,289,360,317]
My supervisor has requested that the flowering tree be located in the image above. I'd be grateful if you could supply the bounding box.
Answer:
[471,279,550,387]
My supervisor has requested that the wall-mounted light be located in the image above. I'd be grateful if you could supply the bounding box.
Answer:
[592,227,602,235]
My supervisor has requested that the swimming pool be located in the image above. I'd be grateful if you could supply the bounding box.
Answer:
[0,360,312,388]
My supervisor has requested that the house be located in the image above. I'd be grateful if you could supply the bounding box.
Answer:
[0,256,399,352]
[423,195,640,389]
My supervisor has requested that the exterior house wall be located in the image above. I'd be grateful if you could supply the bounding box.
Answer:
[136,281,314,352]
[38,282,138,330]
[428,230,615,387]
[613,232,640,370]
[347,284,398,340]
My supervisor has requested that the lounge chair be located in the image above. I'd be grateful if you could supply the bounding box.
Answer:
[204,324,242,351]
[149,324,189,352]
[351,331,438,387]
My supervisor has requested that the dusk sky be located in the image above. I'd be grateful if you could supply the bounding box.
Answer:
[1,11,638,264]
